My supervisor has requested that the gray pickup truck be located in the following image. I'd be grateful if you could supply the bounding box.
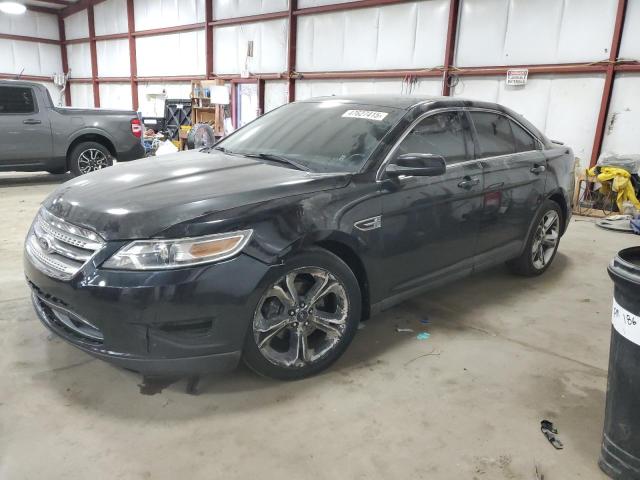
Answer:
[0,80,145,175]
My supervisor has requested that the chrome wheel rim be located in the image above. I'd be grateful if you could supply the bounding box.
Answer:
[253,267,349,368]
[77,149,109,174]
[532,210,560,270]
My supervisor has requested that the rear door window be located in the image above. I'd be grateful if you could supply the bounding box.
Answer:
[0,86,37,114]
[511,121,538,152]
[396,111,471,164]
[470,112,515,158]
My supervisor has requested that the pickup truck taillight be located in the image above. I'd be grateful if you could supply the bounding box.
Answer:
[131,118,143,138]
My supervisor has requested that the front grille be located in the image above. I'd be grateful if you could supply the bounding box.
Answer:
[32,292,104,344]
[25,208,105,280]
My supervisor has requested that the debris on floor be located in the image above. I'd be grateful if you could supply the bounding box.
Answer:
[596,215,634,232]
[403,349,441,366]
[420,317,430,324]
[534,462,545,480]
[416,332,430,340]
[540,420,564,450]
[395,327,414,333]
[357,322,366,330]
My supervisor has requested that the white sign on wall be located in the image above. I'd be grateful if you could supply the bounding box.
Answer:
[506,69,529,86]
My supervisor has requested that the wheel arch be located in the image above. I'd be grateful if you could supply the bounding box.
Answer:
[66,133,117,168]
[284,231,372,320]
[547,190,569,234]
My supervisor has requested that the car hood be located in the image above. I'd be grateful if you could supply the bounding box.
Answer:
[43,150,351,240]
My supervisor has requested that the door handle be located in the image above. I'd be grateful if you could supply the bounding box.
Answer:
[458,176,480,190]
[23,119,42,125]
[530,164,546,174]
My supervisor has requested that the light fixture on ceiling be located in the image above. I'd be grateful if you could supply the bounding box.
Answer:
[0,2,27,15]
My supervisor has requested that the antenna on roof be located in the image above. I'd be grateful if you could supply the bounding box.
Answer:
[14,68,24,80]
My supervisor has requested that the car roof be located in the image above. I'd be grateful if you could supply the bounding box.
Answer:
[297,94,502,111]
[0,79,43,89]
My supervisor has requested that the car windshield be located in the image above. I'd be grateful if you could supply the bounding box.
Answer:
[214,101,405,173]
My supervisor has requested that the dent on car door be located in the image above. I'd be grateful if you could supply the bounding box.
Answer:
[0,86,52,166]
[379,110,484,298]
[469,111,547,265]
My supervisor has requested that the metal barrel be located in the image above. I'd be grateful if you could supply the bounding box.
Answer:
[600,247,640,479]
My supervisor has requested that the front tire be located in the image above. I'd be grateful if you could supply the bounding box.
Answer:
[507,199,563,276]
[243,248,361,380]
[69,141,113,176]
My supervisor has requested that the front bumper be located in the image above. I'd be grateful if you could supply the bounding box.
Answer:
[25,252,274,375]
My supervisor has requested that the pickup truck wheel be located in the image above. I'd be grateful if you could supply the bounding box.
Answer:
[243,248,361,380]
[69,142,113,176]
[507,199,563,276]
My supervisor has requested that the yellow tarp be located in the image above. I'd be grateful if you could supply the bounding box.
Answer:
[587,166,640,212]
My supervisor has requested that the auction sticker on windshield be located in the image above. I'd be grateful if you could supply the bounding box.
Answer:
[612,298,640,346]
[342,110,389,121]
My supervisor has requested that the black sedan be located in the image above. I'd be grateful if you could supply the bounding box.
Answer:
[24,95,574,380]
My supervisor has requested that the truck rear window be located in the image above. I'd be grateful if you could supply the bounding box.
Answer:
[0,86,36,114]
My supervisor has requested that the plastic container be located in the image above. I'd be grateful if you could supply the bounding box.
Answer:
[600,247,640,479]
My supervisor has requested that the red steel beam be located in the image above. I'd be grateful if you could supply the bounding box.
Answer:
[205,0,214,78]
[615,63,640,72]
[210,11,288,27]
[132,23,206,37]
[257,78,265,116]
[0,33,60,45]
[441,0,459,96]
[454,63,609,76]
[590,0,628,167]
[287,0,298,102]
[126,0,138,110]
[61,0,107,18]
[27,5,60,15]
[87,4,100,107]
[58,15,71,106]
[298,69,443,80]
[0,73,53,81]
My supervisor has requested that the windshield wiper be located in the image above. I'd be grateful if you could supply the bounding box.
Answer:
[239,152,309,171]
[205,145,230,154]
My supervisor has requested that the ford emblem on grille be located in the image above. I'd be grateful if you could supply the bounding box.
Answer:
[38,236,53,253]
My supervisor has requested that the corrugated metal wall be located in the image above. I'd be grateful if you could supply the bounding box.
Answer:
[0,0,638,166]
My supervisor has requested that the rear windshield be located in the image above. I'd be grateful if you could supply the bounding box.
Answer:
[215,101,405,173]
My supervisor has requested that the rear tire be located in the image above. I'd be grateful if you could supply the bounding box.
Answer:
[243,248,361,380]
[507,199,563,276]
[69,141,113,176]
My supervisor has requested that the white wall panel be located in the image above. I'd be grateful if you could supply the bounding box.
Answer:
[297,1,449,71]
[0,40,61,76]
[556,0,617,63]
[213,0,288,19]
[138,82,192,117]
[264,80,288,112]
[0,11,59,39]
[99,83,132,110]
[601,74,640,157]
[66,43,93,78]
[453,74,605,168]
[457,0,618,66]
[134,0,205,30]
[620,0,640,60]
[94,0,128,35]
[97,39,131,77]
[296,78,442,100]
[214,19,288,74]
[70,83,94,108]
[136,30,205,76]
[64,10,89,40]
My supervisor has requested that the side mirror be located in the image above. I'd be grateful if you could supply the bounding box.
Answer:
[386,153,446,178]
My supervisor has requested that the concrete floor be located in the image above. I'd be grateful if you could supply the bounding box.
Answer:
[0,171,634,480]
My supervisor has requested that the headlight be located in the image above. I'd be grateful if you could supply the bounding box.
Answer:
[102,230,252,270]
